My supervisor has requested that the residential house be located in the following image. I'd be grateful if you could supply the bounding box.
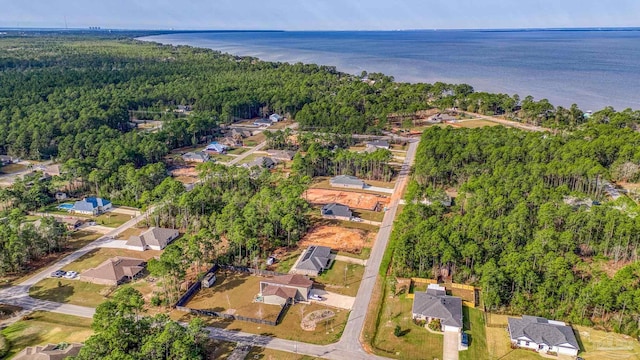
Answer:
[321,203,352,221]
[365,140,390,150]
[243,156,276,169]
[269,113,283,122]
[412,284,463,332]
[219,136,241,147]
[125,227,179,251]
[13,342,83,360]
[0,155,15,166]
[175,105,192,113]
[230,129,253,139]
[253,118,273,127]
[329,175,366,189]
[427,113,457,123]
[291,245,332,277]
[71,197,112,215]
[259,274,313,306]
[266,150,296,161]
[80,256,146,286]
[508,315,580,356]
[181,151,210,163]
[60,217,83,231]
[204,142,228,154]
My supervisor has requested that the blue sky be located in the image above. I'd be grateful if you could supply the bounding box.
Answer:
[0,0,638,30]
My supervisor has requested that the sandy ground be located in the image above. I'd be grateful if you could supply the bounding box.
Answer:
[299,225,375,252]
[303,188,389,211]
[109,207,139,216]
[171,166,198,177]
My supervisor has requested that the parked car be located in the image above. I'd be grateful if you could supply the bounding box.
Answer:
[309,294,324,301]
[461,333,469,347]
[63,271,78,279]
[50,270,66,278]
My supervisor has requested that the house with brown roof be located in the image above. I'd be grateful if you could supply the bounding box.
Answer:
[13,342,83,360]
[125,227,179,251]
[259,274,313,306]
[266,149,297,161]
[80,257,146,286]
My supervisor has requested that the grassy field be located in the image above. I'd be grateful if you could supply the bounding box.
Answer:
[227,147,249,155]
[459,307,488,360]
[93,212,132,227]
[174,300,348,345]
[452,119,500,128]
[210,153,235,163]
[273,249,302,273]
[372,291,444,359]
[187,272,281,322]
[352,209,385,223]
[1,311,93,358]
[30,278,112,307]
[575,325,640,360]
[315,261,364,297]
[337,247,372,260]
[247,347,319,359]
[244,132,267,146]
[0,163,27,174]
[115,226,144,240]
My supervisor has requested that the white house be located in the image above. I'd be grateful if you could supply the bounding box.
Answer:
[269,113,283,122]
[412,284,463,333]
[507,315,580,356]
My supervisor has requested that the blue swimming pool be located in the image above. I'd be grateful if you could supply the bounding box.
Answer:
[57,203,74,210]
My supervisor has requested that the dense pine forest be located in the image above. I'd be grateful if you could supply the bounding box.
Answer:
[392,123,640,335]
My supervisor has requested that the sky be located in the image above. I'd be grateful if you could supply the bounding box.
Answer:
[0,0,639,30]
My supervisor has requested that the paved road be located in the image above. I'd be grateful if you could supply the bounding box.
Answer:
[335,140,419,353]
[0,206,155,321]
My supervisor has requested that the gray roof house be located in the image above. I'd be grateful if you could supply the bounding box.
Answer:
[508,315,580,356]
[182,151,210,163]
[126,227,179,251]
[292,245,332,277]
[71,197,112,215]
[329,175,366,189]
[266,149,297,161]
[365,140,390,150]
[321,203,352,221]
[412,284,463,332]
[243,156,276,169]
[269,113,283,122]
[13,342,83,360]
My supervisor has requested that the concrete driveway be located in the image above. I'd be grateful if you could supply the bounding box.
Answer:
[363,185,394,194]
[309,288,355,310]
[83,225,114,234]
[443,330,460,360]
[97,239,131,249]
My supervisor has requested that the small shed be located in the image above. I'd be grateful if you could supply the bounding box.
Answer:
[202,273,217,288]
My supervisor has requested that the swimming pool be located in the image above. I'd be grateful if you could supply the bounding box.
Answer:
[57,203,74,210]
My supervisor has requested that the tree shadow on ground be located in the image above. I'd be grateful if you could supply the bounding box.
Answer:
[29,282,75,303]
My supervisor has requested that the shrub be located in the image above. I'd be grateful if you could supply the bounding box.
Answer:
[151,294,162,306]
[394,325,402,337]
[0,333,9,358]
[428,318,442,332]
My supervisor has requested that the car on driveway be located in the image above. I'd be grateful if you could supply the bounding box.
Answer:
[63,271,78,279]
[51,270,66,278]
[309,294,324,301]
[461,333,469,347]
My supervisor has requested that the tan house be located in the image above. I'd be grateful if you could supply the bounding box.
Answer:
[13,343,83,360]
[259,274,313,306]
[80,257,146,285]
[125,227,179,251]
[266,150,297,161]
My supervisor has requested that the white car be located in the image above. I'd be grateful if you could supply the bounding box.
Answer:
[309,294,324,301]
[63,271,78,279]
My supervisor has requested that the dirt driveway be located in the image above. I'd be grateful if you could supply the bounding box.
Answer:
[309,288,355,310]
[443,330,460,360]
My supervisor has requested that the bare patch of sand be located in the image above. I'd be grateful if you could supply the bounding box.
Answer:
[299,225,375,252]
[303,188,389,211]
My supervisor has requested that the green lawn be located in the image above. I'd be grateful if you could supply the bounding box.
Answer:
[93,212,132,227]
[352,209,385,223]
[1,311,93,358]
[30,278,113,307]
[0,163,27,174]
[337,247,372,260]
[372,291,444,359]
[460,307,488,360]
[315,261,364,297]
[227,147,249,155]
[273,250,302,273]
[209,153,234,163]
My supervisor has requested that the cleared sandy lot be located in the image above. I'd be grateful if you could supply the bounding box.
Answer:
[299,225,376,253]
[303,188,389,211]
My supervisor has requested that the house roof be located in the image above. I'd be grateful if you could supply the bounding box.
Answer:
[81,257,145,282]
[412,284,463,328]
[269,114,283,120]
[295,246,332,273]
[126,227,178,249]
[73,197,110,212]
[366,140,390,148]
[266,150,296,160]
[264,274,313,288]
[330,175,365,187]
[508,315,579,349]
[182,151,209,162]
[321,203,352,218]
[205,142,228,153]
[13,343,83,360]
[262,284,298,300]
[244,156,275,169]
